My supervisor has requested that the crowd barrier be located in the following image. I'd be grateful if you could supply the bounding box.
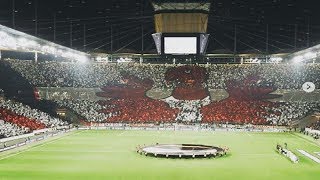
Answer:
[79,123,289,133]
[305,128,320,136]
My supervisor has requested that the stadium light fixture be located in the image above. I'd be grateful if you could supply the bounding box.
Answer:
[0,24,89,62]
[303,52,317,59]
[292,55,304,64]
[77,55,89,63]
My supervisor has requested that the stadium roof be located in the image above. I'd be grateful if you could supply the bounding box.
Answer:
[0,0,319,55]
[0,24,88,61]
[151,0,211,4]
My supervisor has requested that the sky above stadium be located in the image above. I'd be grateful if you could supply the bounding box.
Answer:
[0,0,320,53]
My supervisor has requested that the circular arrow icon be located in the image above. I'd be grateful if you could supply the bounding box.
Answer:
[302,82,316,93]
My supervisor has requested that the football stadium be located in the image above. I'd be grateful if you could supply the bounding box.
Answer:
[0,0,320,179]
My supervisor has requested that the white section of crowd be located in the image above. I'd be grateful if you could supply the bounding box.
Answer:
[4,59,320,89]
[265,102,319,125]
[0,120,27,138]
[163,96,211,122]
[55,99,113,122]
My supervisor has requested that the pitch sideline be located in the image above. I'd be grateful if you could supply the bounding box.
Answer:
[0,130,86,161]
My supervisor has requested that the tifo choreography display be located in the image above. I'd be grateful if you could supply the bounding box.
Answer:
[1,59,320,139]
[137,144,228,158]
[0,0,320,179]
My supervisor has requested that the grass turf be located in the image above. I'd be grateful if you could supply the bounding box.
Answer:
[0,130,319,180]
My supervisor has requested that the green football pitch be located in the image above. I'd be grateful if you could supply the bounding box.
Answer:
[0,130,319,180]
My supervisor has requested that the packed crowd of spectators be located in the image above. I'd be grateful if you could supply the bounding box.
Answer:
[55,98,179,123]
[201,98,274,125]
[5,60,170,89]
[0,99,67,128]
[100,97,178,123]
[206,64,320,89]
[0,108,46,131]
[4,59,320,90]
[0,120,27,138]
[164,96,210,122]
[0,98,68,138]
[1,59,320,127]
[266,102,320,125]
[55,99,111,122]
[201,98,319,125]
[51,96,319,126]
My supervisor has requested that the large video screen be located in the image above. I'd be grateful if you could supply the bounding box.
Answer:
[164,37,197,54]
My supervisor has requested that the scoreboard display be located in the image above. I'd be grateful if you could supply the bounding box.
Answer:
[152,33,209,56]
[164,37,197,55]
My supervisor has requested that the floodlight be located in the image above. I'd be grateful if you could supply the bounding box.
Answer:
[304,52,316,59]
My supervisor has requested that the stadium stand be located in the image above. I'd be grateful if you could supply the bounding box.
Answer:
[0,99,66,127]
[0,59,319,128]
[0,120,27,138]
[0,108,46,131]
[55,99,110,122]
[4,59,320,89]
[0,97,68,138]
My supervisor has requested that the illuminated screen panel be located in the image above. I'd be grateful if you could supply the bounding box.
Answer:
[164,37,197,54]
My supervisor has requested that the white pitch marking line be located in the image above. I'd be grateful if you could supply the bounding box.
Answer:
[117,131,126,136]
[289,133,320,148]
[32,150,128,153]
[297,150,320,163]
[238,153,276,156]
[245,131,252,137]
[0,136,62,161]
[0,130,84,161]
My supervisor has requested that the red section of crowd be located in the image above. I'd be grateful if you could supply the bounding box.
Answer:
[172,87,208,100]
[99,98,178,123]
[226,75,281,100]
[0,108,46,131]
[97,74,178,122]
[97,73,154,99]
[165,65,209,100]
[201,98,277,125]
[96,69,283,125]
[202,75,281,124]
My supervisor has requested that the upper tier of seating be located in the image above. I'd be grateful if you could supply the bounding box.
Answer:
[3,59,320,90]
